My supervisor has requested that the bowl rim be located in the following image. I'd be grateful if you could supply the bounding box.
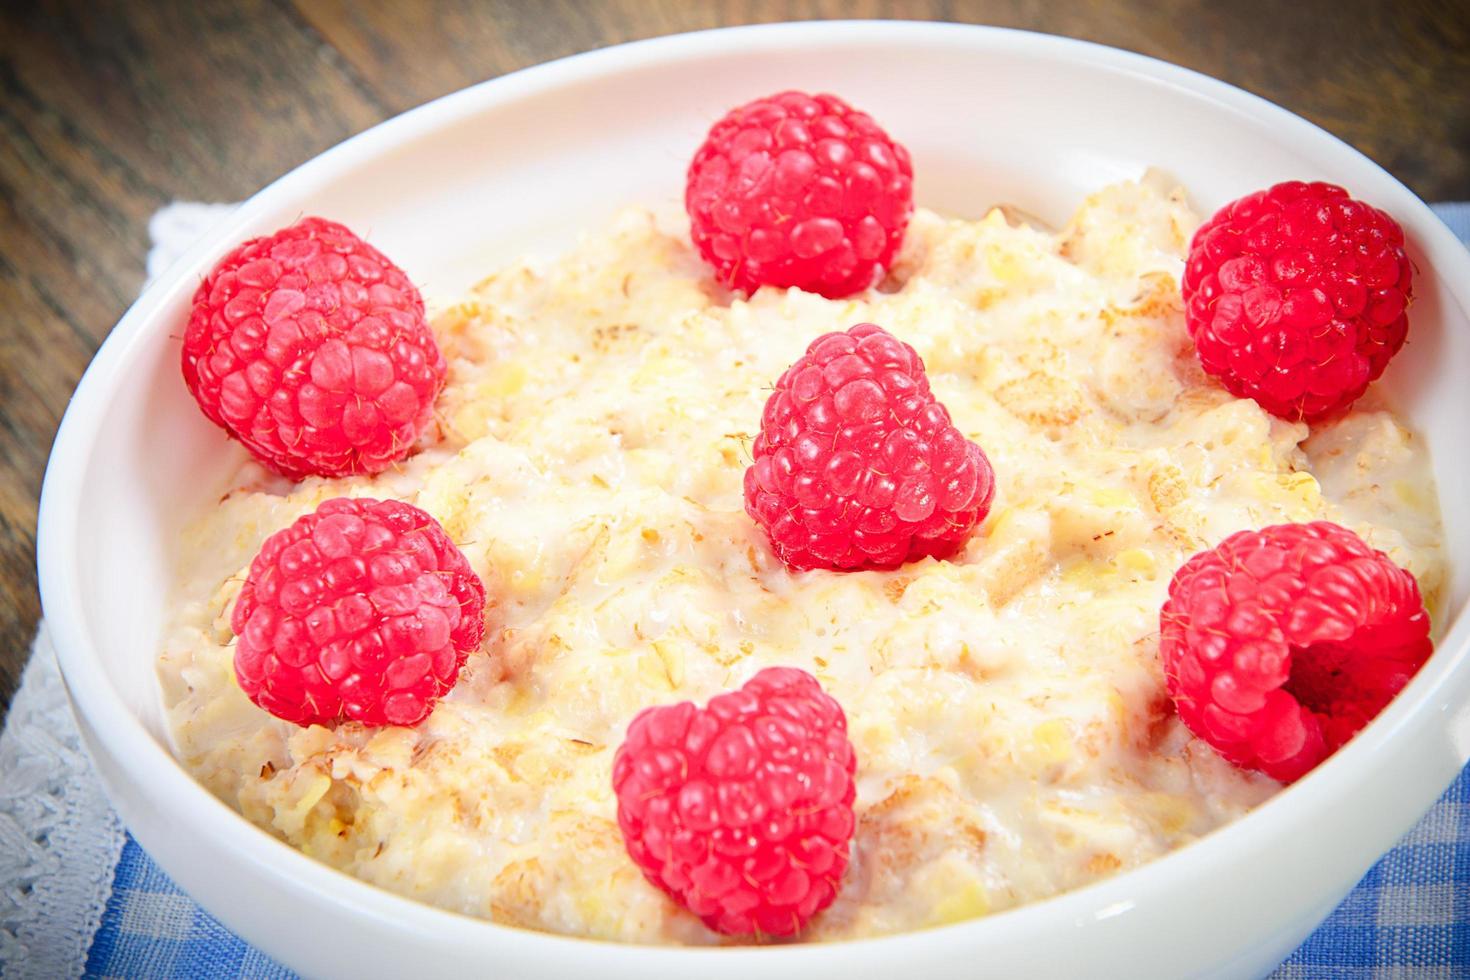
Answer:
[36,17,1470,966]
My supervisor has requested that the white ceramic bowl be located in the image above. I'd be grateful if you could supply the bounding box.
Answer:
[37,21,1470,979]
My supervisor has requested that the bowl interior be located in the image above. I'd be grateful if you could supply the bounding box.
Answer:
[42,22,1470,978]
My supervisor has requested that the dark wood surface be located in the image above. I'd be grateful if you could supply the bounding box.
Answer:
[1,0,1467,714]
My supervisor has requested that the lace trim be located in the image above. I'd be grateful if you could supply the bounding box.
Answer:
[0,629,125,978]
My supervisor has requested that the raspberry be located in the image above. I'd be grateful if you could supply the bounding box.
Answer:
[231,497,486,728]
[1159,521,1431,783]
[686,90,914,298]
[182,217,447,479]
[1182,181,1413,422]
[612,667,856,937]
[744,323,995,571]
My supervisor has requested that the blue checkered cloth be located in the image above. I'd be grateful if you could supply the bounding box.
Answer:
[81,204,1470,979]
[84,839,293,980]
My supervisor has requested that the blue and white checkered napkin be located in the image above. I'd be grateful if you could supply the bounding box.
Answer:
[7,204,1470,980]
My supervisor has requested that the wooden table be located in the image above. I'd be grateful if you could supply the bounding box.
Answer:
[2,0,1467,712]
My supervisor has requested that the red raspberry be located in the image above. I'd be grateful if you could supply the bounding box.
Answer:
[1159,521,1431,783]
[231,497,486,728]
[612,667,856,937]
[182,217,447,479]
[686,90,914,298]
[744,323,995,571]
[1182,181,1413,422]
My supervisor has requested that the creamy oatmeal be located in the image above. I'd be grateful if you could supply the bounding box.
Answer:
[158,174,1445,944]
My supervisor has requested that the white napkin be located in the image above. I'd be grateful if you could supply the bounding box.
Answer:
[0,628,122,978]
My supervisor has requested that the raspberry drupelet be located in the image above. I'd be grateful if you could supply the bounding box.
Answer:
[745,323,996,571]
[612,667,857,937]
[1159,521,1432,783]
[686,90,914,298]
[1182,181,1413,422]
[182,217,447,479]
[231,497,487,728]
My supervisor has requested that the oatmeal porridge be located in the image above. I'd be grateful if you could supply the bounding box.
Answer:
[158,174,1444,943]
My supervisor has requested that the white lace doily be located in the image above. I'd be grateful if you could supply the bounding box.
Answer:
[0,629,123,979]
[0,202,236,979]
